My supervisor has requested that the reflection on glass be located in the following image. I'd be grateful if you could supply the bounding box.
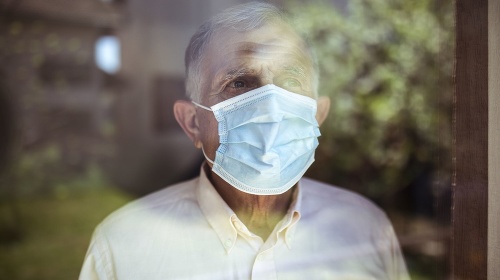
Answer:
[95,35,120,74]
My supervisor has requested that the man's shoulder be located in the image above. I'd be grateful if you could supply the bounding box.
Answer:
[97,177,200,230]
[300,177,387,222]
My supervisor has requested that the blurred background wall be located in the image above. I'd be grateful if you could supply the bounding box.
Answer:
[0,0,254,197]
[0,0,453,279]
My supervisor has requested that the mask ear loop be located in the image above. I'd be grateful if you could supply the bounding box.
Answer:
[192,101,216,165]
[201,146,215,165]
[192,101,212,111]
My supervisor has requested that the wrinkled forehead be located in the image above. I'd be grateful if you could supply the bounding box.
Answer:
[203,20,314,70]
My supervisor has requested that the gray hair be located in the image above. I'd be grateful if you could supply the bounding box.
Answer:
[184,2,319,102]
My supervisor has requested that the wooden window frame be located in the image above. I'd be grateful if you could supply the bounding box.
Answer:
[453,0,499,279]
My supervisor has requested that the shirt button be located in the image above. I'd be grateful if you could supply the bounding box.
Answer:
[224,238,232,248]
[257,252,267,261]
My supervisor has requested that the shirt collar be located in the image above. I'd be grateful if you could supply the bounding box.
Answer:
[196,164,303,253]
[197,164,238,254]
[279,181,302,249]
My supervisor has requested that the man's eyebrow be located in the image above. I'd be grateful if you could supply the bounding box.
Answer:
[281,65,307,77]
[221,67,257,81]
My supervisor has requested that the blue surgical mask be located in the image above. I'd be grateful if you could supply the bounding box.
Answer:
[192,84,321,195]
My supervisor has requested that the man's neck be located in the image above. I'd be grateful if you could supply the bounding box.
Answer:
[205,164,295,240]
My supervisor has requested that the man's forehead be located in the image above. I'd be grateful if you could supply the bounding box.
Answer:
[230,40,307,56]
[213,63,308,80]
[233,40,286,54]
[199,21,315,92]
[216,21,304,46]
[205,25,312,68]
[207,48,313,83]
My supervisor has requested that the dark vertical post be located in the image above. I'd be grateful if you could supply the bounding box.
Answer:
[453,0,488,279]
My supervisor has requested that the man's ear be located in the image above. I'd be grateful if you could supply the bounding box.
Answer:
[173,100,202,148]
[316,96,331,126]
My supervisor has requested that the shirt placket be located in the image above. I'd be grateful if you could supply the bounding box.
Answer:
[252,248,277,280]
[249,213,296,280]
[230,215,279,280]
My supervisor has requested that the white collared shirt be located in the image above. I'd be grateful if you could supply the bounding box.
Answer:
[80,166,409,280]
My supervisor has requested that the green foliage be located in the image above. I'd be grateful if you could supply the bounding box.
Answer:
[0,143,111,199]
[288,0,453,197]
[0,141,129,279]
[1,145,64,197]
[0,181,131,280]
[1,148,46,198]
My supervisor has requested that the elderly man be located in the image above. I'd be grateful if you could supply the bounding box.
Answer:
[80,2,409,279]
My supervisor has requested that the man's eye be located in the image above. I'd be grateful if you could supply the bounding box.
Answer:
[229,80,245,88]
[283,78,301,88]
